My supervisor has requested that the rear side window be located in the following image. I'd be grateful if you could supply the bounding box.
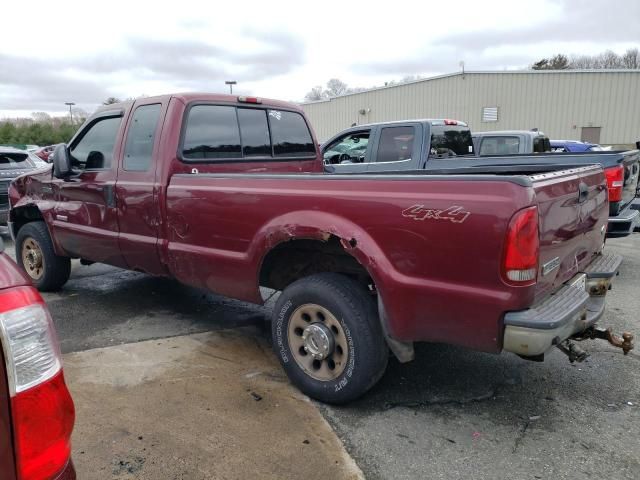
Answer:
[183,106,241,159]
[533,136,550,153]
[479,136,520,155]
[70,116,122,169]
[430,126,474,156]
[377,126,415,163]
[123,104,161,171]
[181,105,315,161]
[268,110,315,157]
[0,153,31,170]
[238,108,271,157]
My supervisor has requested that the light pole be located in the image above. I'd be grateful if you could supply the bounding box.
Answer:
[64,102,75,123]
[225,81,237,94]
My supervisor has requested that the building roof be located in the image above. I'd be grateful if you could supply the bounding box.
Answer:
[300,69,640,105]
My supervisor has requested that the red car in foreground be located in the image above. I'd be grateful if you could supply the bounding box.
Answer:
[0,238,75,479]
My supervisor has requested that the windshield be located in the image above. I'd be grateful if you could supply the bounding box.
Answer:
[0,152,33,170]
[430,126,474,156]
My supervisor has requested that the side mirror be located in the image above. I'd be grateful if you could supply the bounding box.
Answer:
[52,144,72,178]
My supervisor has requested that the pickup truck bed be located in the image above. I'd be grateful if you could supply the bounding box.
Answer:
[7,94,627,403]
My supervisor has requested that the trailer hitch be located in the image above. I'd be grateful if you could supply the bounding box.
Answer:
[557,327,634,363]
[578,327,634,355]
[556,340,589,363]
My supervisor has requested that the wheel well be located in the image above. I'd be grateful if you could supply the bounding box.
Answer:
[259,236,373,291]
[10,205,43,236]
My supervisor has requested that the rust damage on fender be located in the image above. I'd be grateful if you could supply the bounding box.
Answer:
[259,229,372,293]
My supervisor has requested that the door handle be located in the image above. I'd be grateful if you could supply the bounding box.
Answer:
[102,185,116,207]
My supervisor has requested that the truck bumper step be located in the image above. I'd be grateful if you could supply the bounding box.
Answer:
[503,252,623,357]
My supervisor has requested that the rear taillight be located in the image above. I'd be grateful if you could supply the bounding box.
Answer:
[502,206,539,286]
[604,165,624,203]
[0,287,75,480]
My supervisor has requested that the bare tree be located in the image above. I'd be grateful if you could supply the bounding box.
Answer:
[31,112,52,122]
[103,97,122,105]
[325,78,349,97]
[569,54,594,69]
[304,86,327,102]
[621,48,639,69]
[598,50,622,69]
[71,108,88,123]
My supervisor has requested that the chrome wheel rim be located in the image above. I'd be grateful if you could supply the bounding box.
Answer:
[22,237,45,280]
[288,303,349,381]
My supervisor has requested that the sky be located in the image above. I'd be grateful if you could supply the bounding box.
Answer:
[1,0,638,118]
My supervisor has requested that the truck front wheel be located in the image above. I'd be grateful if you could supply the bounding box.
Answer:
[16,221,71,291]
[272,273,388,404]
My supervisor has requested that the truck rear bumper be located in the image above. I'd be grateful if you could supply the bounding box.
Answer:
[607,202,640,238]
[502,252,622,357]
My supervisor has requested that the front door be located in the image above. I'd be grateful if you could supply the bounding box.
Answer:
[115,101,167,275]
[52,112,127,267]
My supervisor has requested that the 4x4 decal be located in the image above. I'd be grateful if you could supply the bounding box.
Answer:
[402,205,470,223]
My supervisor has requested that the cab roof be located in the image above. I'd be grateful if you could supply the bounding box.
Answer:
[94,93,303,115]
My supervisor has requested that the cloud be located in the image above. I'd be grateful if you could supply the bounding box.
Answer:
[351,0,640,77]
[0,30,306,113]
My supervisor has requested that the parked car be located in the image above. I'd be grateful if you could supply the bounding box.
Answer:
[550,140,608,152]
[8,95,630,403]
[0,237,75,479]
[472,130,551,155]
[323,121,639,237]
[34,145,57,162]
[1,147,51,226]
[25,145,40,153]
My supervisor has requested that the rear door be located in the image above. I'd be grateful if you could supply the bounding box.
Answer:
[367,123,422,172]
[115,101,167,275]
[530,165,608,301]
[52,111,127,266]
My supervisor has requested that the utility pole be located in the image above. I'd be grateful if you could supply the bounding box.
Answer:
[64,102,75,123]
[225,81,237,94]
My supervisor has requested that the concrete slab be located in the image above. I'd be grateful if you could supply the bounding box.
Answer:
[64,330,363,480]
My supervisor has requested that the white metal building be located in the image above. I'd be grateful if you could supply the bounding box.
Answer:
[300,70,640,148]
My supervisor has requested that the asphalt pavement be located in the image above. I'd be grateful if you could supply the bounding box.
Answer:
[2,234,639,479]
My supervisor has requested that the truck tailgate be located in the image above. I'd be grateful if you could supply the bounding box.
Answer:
[531,165,608,301]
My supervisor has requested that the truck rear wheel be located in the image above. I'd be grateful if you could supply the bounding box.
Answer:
[272,273,388,404]
[16,221,71,291]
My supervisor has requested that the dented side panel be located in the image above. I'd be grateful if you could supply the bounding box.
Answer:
[164,174,538,353]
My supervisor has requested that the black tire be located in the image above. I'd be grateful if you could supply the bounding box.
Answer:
[15,221,71,291]
[272,273,388,404]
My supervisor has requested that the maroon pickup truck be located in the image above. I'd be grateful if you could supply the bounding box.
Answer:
[7,93,630,403]
[0,238,75,479]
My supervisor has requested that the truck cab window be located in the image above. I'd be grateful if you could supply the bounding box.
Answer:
[70,116,122,170]
[430,126,474,157]
[377,126,415,163]
[533,136,551,153]
[238,108,271,157]
[123,104,162,171]
[268,110,315,157]
[479,136,520,155]
[183,106,241,159]
[323,131,370,165]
